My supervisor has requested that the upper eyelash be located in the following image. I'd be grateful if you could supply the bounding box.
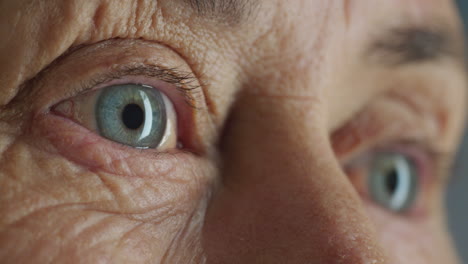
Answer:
[77,63,202,108]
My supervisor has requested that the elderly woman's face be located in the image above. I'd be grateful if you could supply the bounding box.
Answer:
[0,0,466,263]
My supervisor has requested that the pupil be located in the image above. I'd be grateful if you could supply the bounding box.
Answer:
[386,168,398,195]
[122,103,144,130]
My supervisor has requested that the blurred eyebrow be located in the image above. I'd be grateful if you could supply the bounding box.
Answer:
[366,26,464,67]
[183,0,257,23]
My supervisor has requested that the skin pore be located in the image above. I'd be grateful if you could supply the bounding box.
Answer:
[0,0,466,263]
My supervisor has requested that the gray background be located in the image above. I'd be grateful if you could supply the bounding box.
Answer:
[447,0,467,261]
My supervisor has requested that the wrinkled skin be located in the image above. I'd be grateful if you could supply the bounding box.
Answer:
[0,0,466,263]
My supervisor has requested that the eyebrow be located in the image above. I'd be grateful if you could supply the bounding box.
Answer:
[366,26,464,67]
[183,0,257,23]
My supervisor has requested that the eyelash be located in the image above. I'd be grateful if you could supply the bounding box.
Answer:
[70,64,201,109]
[47,64,205,154]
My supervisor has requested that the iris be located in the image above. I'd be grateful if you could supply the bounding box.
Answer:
[368,153,419,212]
[95,84,167,148]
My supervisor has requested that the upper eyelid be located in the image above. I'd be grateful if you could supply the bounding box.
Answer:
[78,64,202,108]
[12,38,205,111]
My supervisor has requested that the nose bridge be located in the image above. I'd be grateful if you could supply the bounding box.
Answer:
[203,97,387,263]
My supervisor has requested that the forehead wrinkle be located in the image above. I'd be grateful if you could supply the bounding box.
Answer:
[183,0,258,24]
[0,0,180,106]
[343,0,353,26]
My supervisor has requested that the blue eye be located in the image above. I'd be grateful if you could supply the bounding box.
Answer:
[95,84,169,149]
[368,153,419,212]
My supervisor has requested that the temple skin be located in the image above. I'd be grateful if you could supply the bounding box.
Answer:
[0,0,466,263]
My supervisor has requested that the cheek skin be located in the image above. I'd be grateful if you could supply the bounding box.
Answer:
[367,202,459,264]
[0,0,465,263]
[203,97,388,264]
[0,111,215,263]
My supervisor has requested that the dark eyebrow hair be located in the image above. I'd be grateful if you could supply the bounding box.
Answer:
[183,0,257,24]
[365,26,464,67]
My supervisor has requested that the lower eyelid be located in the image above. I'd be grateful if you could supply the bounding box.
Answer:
[32,111,186,178]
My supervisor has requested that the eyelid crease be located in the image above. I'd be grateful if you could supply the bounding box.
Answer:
[78,63,202,109]
[332,94,456,184]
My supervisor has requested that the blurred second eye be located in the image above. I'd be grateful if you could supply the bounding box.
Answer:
[368,152,419,213]
[345,149,424,215]
[52,83,177,149]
